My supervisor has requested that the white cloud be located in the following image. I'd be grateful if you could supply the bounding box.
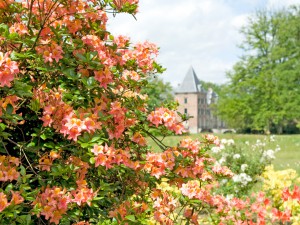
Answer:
[231,14,250,29]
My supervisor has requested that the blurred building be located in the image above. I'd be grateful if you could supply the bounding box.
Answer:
[175,67,227,133]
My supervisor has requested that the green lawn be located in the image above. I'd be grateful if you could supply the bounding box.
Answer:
[147,133,300,174]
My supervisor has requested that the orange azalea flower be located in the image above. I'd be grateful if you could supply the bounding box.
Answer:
[10,191,24,205]
[73,222,90,225]
[132,132,147,146]
[49,151,61,160]
[0,52,19,87]
[38,155,53,171]
[0,192,9,212]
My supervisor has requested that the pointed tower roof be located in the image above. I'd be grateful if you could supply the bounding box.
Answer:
[175,66,202,93]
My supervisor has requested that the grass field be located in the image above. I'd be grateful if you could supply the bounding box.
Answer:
[147,133,300,174]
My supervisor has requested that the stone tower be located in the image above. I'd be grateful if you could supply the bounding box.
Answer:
[175,67,221,133]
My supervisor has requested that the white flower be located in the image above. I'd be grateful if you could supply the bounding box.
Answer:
[232,173,252,186]
[233,154,241,159]
[221,138,235,146]
[221,139,228,145]
[218,156,227,165]
[241,164,248,172]
[212,146,222,154]
[270,135,275,142]
[245,141,249,145]
[262,149,275,160]
[275,145,281,152]
[220,179,228,185]
[255,139,266,147]
[227,139,235,145]
[226,194,233,200]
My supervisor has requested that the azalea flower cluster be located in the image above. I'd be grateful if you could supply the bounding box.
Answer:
[35,87,101,141]
[131,41,158,72]
[262,165,300,202]
[143,159,300,225]
[132,132,147,146]
[0,191,24,213]
[175,137,232,179]
[180,182,294,225]
[108,200,148,223]
[151,189,178,224]
[107,101,136,139]
[35,41,64,64]
[0,95,19,120]
[113,0,139,12]
[210,166,300,225]
[261,165,300,224]
[21,0,109,35]
[38,151,61,171]
[33,187,70,224]
[144,149,175,178]
[9,22,28,36]
[92,144,138,170]
[33,186,95,224]
[0,155,20,181]
[34,157,96,224]
[0,52,19,87]
[81,34,158,85]
[147,107,185,134]
[122,69,140,81]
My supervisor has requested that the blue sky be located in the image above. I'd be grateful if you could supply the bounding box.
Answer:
[108,0,300,86]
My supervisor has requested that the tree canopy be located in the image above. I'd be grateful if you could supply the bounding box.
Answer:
[140,77,174,111]
[216,6,300,134]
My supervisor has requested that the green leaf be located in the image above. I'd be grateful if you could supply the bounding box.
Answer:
[44,142,55,148]
[20,165,26,176]
[63,67,78,80]
[13,81,33,97]
[89,157,95,164]
[0,123,6,131]
[5,183,13,192]
[29,99,40,112]
[90,136,102,143]
[125,215,136,222]
[6,104,13,115]
[76,53,87,61]
[40,133,47,140]
[26,215,31,225]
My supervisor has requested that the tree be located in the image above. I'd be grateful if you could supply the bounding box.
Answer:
[199,81,222,95]
[140,77,174,111]
[216,7,300,134]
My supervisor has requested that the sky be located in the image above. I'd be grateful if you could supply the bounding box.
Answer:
[108,0,300,87]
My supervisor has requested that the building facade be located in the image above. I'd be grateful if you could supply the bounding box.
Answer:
[175,67,226,133]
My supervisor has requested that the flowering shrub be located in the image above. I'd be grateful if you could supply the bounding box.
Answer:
[211,137,280,197]
[261,166,300,224]
[0,0,298,224]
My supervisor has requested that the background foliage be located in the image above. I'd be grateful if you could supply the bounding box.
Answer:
[216,6,300,134]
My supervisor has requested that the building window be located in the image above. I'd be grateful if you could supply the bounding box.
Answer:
[184,98,187,104]
[184,108,188,114]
